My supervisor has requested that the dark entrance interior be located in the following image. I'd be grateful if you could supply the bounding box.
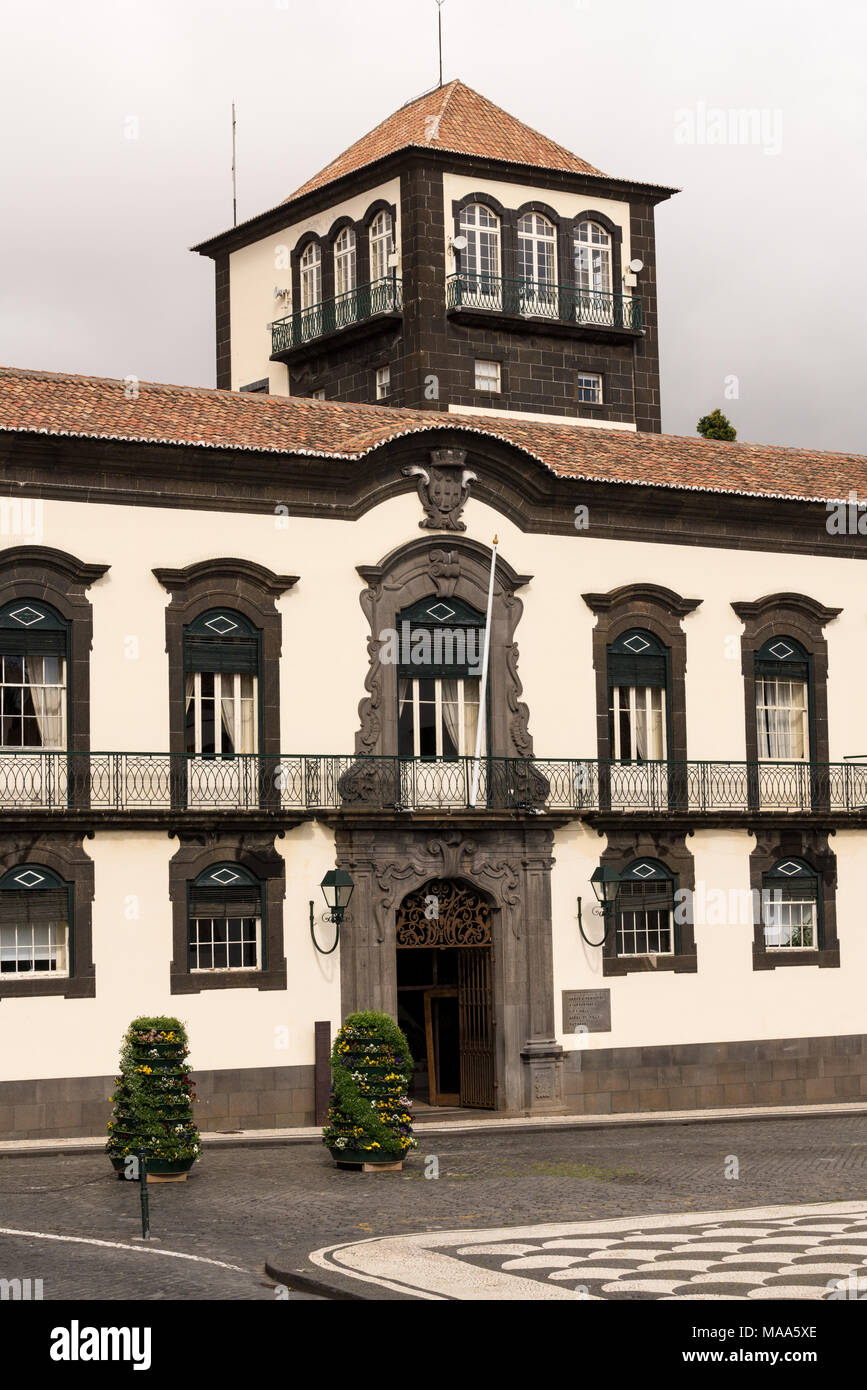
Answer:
[395,879,495,1109]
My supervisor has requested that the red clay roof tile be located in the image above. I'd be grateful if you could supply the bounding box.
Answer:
[0,366,862,506]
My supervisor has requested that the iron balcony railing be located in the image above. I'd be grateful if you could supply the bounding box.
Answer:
[271,276,402,354]
[0,753,865,814]
[446,274,643,330]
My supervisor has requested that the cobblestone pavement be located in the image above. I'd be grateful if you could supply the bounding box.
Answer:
[1,1113,865,1300]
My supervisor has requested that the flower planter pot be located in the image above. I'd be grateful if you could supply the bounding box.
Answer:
[328,1146,404,1171]
[110,1154,196,1181]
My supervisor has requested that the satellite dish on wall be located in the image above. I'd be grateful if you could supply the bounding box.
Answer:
[452,235,468,251]
[628,258,644,273]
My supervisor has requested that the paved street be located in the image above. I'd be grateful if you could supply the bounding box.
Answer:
[1,1113,866,1300]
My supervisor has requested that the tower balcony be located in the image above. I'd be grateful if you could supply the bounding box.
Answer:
[446,274,643,339]
[270,276,403,359]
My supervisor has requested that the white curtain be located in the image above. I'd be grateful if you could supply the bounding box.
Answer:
[25,657,63,748]
[440,678,461,755]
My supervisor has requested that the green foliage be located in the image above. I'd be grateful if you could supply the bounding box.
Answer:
[696,408,737,441]
[105,1016,200,1164]
[323,1010,416,1159]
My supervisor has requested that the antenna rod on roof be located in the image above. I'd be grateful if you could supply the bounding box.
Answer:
[436,1,444,87]
[231,101,237,227]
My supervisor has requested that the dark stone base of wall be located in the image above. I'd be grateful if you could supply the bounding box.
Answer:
[563,1033,867,1114]
[0,1065,316,1140]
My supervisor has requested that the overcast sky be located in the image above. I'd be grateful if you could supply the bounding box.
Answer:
[1,0,865,452]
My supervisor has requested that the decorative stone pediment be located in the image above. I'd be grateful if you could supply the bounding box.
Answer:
[402,448,478,531]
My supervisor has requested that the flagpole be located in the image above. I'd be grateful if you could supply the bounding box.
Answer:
[469,535,498,807]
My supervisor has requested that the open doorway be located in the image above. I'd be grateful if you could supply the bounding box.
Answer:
[395,879,495,1109]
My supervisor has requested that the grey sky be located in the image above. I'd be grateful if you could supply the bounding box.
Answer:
[1,0,864,452]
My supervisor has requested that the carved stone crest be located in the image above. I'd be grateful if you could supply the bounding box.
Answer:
[403,448,478,531]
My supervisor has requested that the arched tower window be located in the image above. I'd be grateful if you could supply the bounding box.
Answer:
[369,210,393,282]
[299,241,322,310]
[334,227,357,297]
[459,203,501,289]
[574,220,612,294]
[517,211,557,314]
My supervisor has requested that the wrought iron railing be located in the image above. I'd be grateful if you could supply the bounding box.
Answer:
[0,753,865,814]
[446,274,643,330]
[271,277,402,354]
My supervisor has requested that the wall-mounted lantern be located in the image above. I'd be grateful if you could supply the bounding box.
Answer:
[309,869,355,955]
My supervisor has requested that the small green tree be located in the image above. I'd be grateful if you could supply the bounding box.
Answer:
[323,1010,416,1161]
[697,408,737,441]
[106,1016,200,1170]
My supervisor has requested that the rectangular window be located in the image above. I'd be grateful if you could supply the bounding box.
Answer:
[0,653,66,749]
[616,881,674,956]
[185,672,257,757]
[0,920,69,975]
[189,913,261,971]
[376,366,391,400]
[310,389,326,401]
[577,373,602,404]
[398,677,480,758]
[762,885,816,949]
[756,677,809,760]
[609,685,666,761]
[474,360,501,393]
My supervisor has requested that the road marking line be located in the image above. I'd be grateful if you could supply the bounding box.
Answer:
[0,1226,250,1274]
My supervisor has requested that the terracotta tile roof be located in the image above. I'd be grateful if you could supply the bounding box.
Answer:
[0,366,863,507]
[285,80,606,201]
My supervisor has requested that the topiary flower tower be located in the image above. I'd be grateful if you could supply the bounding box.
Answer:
[323,1010,416,1169]
[106,1015,200,1180]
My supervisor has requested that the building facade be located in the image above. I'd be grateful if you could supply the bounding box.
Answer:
[0,84,865,1140]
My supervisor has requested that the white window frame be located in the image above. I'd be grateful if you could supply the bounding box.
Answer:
[400,677,480,758]
[333,227,357,298]
[756,676,810,761]
[188,912,262,972]
[376,365,391,400]
[474,359,501,393]
[762,885,817,950]
[610,685,666,761]
[574,220,612,294]
[616,882,675,957]
[517,212,558,314]
[299,241,322,310]
[0,653,67,751]
[310,389,326,400]
[0,919,69,977]
[186,671,258,758]
[577,372,603,404]
[459,203,501,283]
[369,210,393,283]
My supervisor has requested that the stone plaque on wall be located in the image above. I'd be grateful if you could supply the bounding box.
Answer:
[562,988,611,1034]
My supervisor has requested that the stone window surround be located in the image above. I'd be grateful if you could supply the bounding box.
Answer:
[152,559,299,777]
[354,536,534,758]
[582,583,702,773]
[731,592,841,770]
[290,200,398,310]
[168,833,287,993]
[451,191,624,295]
[598,829,698,976]
[749,828,840,971]
[0,833,95,1001]
[0,546,109,759]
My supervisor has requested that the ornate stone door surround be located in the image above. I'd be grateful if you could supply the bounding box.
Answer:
[335,825,564,1114]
